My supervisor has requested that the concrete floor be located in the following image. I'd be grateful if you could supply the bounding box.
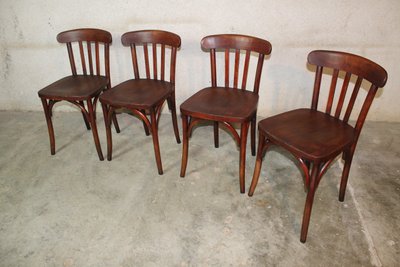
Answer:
[0,110,399,266]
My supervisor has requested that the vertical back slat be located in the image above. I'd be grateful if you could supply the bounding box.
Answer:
[78,41,87,75]
[253,53,265,94]
[143,44,150,79]
[234,49,240,88]
[355,84,379,133]
[225,49,230,87]
[161,44,165,81]
[105,43,111,86]
[325,69,339,114]
[241,50,251,90]
[95,42,100,75]
[210,49,217,87]
[131,44,140,79]
[343,76,363,123]
[152,43,158,80]
[66,43,77,75]
[334,72,352,118]
[87,41,94,75]
[170,47,177,83]
[311,66,323,110]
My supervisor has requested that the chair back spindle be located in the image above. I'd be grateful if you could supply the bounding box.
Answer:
[87,41,93,75]
[66,43,77,75]
[170,46,177,84]
[201,34,272,94]
[308,50,387,134]
[57,29,112,81]
[121,30,181,84]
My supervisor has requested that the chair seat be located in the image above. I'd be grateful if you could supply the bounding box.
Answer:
[38,75,108,100]
[180,87,259,122]
[259,108,356,161]
[99,79,173,109]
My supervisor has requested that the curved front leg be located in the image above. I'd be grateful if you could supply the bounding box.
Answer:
[248,131,268,196]
[339,148,355,202]
[300,162,321,243]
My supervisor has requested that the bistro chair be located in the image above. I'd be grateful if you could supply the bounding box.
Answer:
[180,34,272,193]
[38,28,119,160]
[99,30,181,174]
[248,50,388,242]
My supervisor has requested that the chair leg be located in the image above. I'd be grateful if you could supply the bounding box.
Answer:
[40,98,56,155]
[180,114,189,177]
[139,109,150,136]
[214,121,219,148]
[101,103,113,161]
[239,122,250,193]
[188,117,193,138]
[167,94,181,144]
[87,99,104,161]
[339,150,354,202]
[300,162,320,243]
[248,131,266,196]
[150,109,163,175]
[79,101,91,130]
[111,113,120,133]
[251,115,256,156]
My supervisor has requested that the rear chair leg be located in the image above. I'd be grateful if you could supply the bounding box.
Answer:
[180,114,189,177]
[214,121,219,148]
[101,103,113,161]
[339,150,354,202]
[79,101,91,130]
[251,115,256,156]
[141,109,150,136]
[239,122,249,193]
[168,94,181,144]
[41,98,56,155]
[112,112,120,133]
[150,109,163,175]
[87,99,104,161]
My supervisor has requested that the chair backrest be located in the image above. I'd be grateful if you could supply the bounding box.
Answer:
[201,34,272,94]
[308,50,387,136]
[57,28,112,80]
[121,30,181,84]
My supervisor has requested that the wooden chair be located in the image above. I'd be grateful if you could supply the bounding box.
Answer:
[248,50,388,242]
[180,34,272,193]
[99,30,181,174]
[38,28,119,161]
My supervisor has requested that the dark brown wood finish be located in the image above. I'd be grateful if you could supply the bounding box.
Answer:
[99,30,181,174]
[180,34,272,193]
[38,28,120,160]
[248,50,387,242]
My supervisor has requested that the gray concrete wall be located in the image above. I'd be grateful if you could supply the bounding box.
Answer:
[1,0,399,121]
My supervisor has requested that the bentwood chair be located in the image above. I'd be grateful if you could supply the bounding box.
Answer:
[38,28,119,160]
[99,30,181,174]
[180,34,272,193]
[248,50,388,242]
